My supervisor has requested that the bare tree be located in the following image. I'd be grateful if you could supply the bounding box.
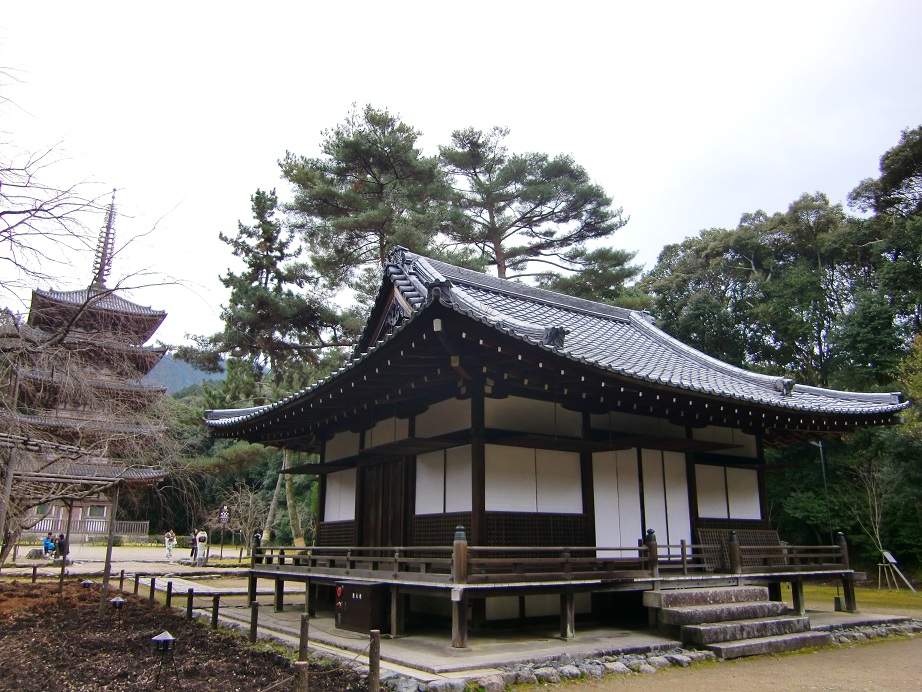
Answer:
[212,484,269,556]
[1,139,106,296]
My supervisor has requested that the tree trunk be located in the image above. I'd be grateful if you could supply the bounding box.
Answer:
[284,450,305,547]
[262,464,283,542]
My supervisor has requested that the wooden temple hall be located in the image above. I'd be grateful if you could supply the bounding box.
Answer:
[206,247,908,649]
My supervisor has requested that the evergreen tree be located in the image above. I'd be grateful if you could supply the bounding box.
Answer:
[280,105,462,308]
[439,126,632,282]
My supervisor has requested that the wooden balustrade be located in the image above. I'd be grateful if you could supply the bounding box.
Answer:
[249,537,850,584]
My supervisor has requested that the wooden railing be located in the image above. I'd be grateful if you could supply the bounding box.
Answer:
[26,519,150,536]
[250,532,852,584]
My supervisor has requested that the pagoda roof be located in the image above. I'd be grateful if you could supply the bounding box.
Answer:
[205,248,907,447]
[28,287,166,343]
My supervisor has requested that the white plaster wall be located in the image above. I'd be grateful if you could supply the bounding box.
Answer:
[325,431,360,462]
[641,449,668,545]
[324,469,356,522]
[695,465,728,519]
[445,445,473,512]
[368,416,409,447]
[485,396,582,438]
[727,467,762,520]
[663,450,692,553]
[693,426,758,458]
[415,450,444,515]
[535,449,582,514]
[592,449,643,556]
[415,398,471,438]
[485,445,537,511]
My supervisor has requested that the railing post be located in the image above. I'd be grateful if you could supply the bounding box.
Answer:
[186,588,194,620]
[837,532,850,569]
[149,576,156,602]
[133,573,140,596]
[452,526,468,584]
[645,529,659,580]
[31,566,37,583]
[451,526,469,649]
[118,570,125,593]
[728,530,742,574]
[562,548,571,576]
[165,581,173,608]
[680,539,688,575]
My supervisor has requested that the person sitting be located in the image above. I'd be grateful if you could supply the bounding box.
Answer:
[54,534,67,561]
[42,532,55,559]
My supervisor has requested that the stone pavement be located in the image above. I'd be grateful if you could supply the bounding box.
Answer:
[3,546,914,687]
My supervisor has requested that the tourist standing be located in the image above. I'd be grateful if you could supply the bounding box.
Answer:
[164,529,176,561]
[195,528,209,567]
[190,529,198,563]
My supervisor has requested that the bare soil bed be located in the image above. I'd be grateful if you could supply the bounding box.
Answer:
[0,579,370,691]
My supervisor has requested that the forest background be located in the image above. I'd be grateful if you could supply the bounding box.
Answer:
[6,104,922,574]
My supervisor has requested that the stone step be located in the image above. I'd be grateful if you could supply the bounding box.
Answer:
[643,586,769,609]
[659,600,787,626]
[707,631,833,659]
[682,615,810,645]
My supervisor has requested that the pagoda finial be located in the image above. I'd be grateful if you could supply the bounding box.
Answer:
[91,189,117,290]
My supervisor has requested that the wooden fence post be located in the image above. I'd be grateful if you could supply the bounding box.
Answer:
[149,576,156,602]
[186,588,194,620]
[368,630,380,692]
[165,581,173,608]
[211,595,220,629]
[249,601,259,643]
[133,574,140,595]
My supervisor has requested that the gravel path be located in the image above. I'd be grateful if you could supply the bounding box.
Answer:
[559,636,922,691]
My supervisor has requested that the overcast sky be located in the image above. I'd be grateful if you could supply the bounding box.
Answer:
[3,2,921,346]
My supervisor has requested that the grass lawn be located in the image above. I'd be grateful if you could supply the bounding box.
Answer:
[801,583,922,616]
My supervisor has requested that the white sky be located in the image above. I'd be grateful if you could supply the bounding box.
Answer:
[3,2,921,346]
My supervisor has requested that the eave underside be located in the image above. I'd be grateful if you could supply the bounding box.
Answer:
[209,305,900,452]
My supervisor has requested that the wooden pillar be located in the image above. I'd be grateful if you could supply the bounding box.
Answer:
[560,591,576,640]
[390,586,405,636]
[471,389,486,547]
[791,578,805,615]
[274,576,284,612]
[451,589,468,648]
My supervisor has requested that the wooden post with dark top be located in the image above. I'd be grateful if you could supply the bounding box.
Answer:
[211,595,220,629]
[451,526,469,648]
[728,530,742,574]
[165,581,173,608]
[186,588,194,619]
[149,576,156,602]
[838,533,858,612]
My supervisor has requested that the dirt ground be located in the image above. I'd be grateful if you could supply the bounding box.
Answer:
[0,579,374,691]
[521,636,922,691]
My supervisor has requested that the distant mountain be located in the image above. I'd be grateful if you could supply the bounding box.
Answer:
[146,354,224,394]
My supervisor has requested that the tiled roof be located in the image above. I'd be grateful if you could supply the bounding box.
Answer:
[205,248,907,428]
[381,249,906,416]
[32,288,166,318]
